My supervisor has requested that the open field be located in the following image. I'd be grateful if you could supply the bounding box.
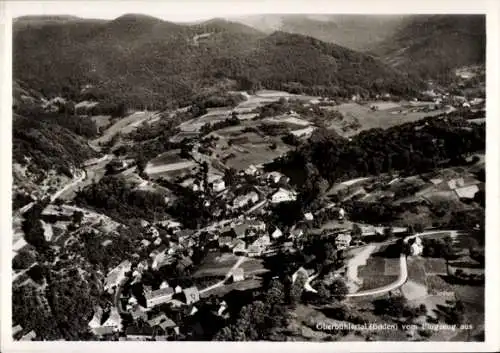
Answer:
[90,115,112,130]
[92,111,159,145]
[405,257,427,286]
[424,258,448,275]
[144,160,197,176]
[344,244,378,293]
[324,102,448,136]
[193,252,241,277]
[223,141,291,171]
[426,275,454,295]
[147,149,184,167]
[178,107,232,132]
[239,258,266,273]
[359,275,398,291]
[262,115,311,127]
[358,256,386,277]
[201,278,263,298]
[383,258,401,276]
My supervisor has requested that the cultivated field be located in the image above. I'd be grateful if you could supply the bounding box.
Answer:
[324,102,448,136]
[147,149,185,167]
[92,111,160,145]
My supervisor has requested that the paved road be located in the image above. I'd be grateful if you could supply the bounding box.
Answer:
[50,170,86,202]
[344,230,459,298]
[345,253,407,298]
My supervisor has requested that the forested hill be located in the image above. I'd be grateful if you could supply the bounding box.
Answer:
[269,115,486,187]
[371,15,486,82]
[13,14,423,109]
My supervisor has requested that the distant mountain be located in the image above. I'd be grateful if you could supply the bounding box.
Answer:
[230,14,407,51]
[371,15,486,81]
[13,14,423,109]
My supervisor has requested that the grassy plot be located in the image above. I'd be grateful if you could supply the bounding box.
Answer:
[224,142,291,171]
[193,252,240,278]
[406,257,427,285]
[426,275,454,295]
[423,258,448,275]
[148,149,184,166]
[383,258,401,276]
[358,256,398,291]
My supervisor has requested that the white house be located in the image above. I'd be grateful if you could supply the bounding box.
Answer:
[233,191,259,208]
[338,208,345,220]
[271,188,297,204]
[245,164,259,176]
[271,227,283,239]
[266,171,285,184]
[335,233,352,250]
[410,237,424,256]
[304,212,314,221]
[212,179,226,192]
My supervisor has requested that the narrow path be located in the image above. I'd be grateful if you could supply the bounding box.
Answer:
[50,170,86,202]
[199,256,246,294]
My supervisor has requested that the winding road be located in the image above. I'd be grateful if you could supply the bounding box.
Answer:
[341,230,458,298]
[199,256,246,294]
[345,253,407,297]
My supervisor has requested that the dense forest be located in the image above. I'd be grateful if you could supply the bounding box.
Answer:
[13,114,97,178]
[13,15,424,109]
[268,115,485,186]
[75,175,169,224]
[372,15,485,83]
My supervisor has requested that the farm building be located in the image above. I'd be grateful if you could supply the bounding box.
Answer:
[232,268,245,282]
[211,178,226,192]
[19,330,37,341]
[455,185,480,199]
[335,233,352,250]
[409,237,424,256]
[270,226,283,239]
[183,286,200,305]
[233,191,259,208]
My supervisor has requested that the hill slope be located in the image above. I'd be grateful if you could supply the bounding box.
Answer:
[13,14,423,108]
[232,14,407,51]
[371,15,486,81]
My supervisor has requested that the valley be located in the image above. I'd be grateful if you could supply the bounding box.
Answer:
[9,12,486,344]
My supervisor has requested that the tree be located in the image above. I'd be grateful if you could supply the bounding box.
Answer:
[72,210,84,225]
[414,223,425,233]
[289,273,306,306]
[383,226,393,240]
[223,167,237,187]
[330,279,348,301]
[314,282,331,304]
[351,224,362,239]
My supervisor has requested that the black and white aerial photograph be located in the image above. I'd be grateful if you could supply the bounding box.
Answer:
[3,0,498,351]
